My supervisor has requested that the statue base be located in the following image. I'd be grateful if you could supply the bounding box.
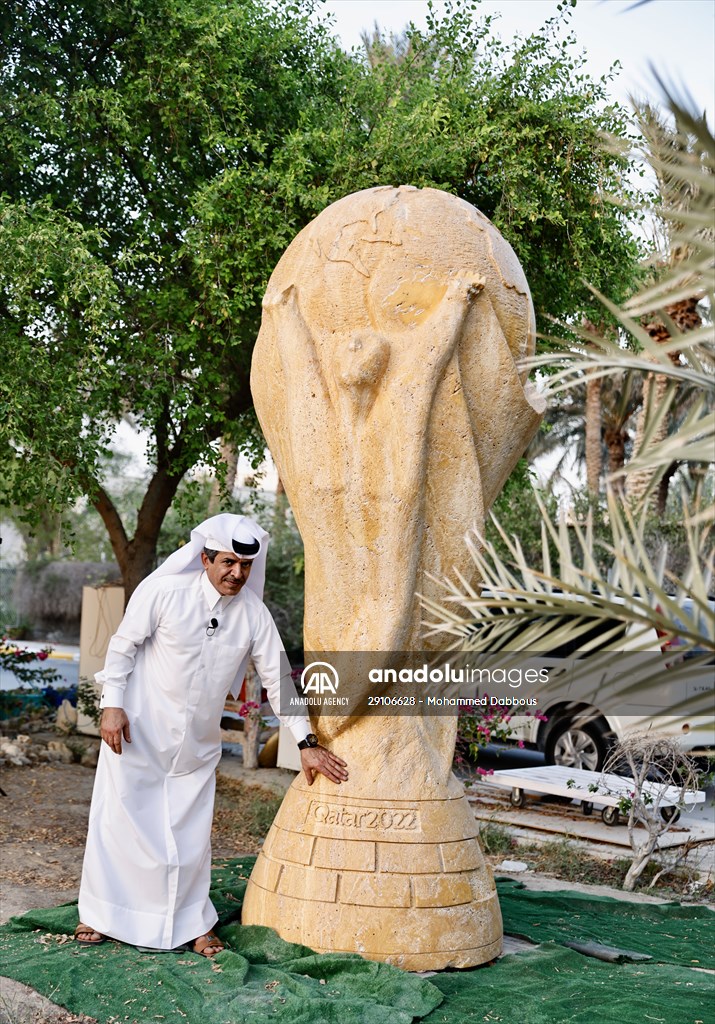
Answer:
[241,779,503,970]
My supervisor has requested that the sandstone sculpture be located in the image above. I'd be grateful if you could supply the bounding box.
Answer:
[243,186,544,969]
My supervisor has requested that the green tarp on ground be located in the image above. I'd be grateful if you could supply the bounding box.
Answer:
[1,858,713,1024]
[0,858,440,1024]
[428,943,715,1023]
[497,877,715,969]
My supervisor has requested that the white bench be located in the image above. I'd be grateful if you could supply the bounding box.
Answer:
[484,765,706,826]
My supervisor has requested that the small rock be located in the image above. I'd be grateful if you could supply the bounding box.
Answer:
[80,746,99,768]
[0,737,33,765]
[0,744,31,766]
[5,753,30,766]
[495,859,530,873]
[47,740,75,764]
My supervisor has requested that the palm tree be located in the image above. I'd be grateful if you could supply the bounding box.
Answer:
[528,371,642,491]
[532,101,708,511]
[602,372,643,479]
[360,22,413,67]
[422,85,714,676]
[626,103,707,510]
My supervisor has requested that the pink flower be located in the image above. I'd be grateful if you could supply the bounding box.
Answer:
[238,700,260,718]
[37,651,49,661]
[518,740,525,749]
[476,767,494,776]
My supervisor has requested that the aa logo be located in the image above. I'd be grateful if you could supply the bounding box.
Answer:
[300,661,340,695]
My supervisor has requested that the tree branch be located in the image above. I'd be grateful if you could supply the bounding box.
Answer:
[89,479,130,574]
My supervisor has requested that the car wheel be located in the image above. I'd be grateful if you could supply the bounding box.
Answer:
[544,718,611,773]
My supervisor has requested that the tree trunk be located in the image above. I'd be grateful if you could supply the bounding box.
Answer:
[583,325,603,497]
[623,842,657,892]
[585,372,602,496]
[689,462,709,515]
[208,437,240,514]
[92,463,185,603]
[627,299,699,511]
[656,462,677,516]
[241,659,262,770]
[604,426,627,478]
[626,366,670,509]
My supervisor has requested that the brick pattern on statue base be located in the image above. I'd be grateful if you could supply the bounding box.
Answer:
[242,786,503,970]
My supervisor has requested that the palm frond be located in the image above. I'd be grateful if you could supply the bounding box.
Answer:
[617,401,714,475]
[422,486,713,713]
[423,79,714,721]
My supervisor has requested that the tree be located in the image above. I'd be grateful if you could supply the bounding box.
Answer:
[585,363,603,496]
[1,0,642,596]
[272,1,643,329]
[527,369,641,499]
[626,103,708,511]
[601,735,703,892]
[0,0,352,594]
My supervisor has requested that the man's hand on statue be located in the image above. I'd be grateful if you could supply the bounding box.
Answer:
[100,707,131,755]
[300,746,349,786]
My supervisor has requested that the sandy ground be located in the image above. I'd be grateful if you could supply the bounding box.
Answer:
[1,762,95,1024]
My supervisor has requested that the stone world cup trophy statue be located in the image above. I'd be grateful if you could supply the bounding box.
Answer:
[242,186,544,969]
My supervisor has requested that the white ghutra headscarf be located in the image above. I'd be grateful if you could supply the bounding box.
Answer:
[139,513,270,601]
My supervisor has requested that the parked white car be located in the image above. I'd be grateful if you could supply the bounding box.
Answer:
[478,595,715,772]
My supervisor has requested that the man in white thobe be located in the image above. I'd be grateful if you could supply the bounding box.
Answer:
[76,514,347,956]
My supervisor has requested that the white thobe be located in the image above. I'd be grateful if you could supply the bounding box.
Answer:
[78,570,308,949]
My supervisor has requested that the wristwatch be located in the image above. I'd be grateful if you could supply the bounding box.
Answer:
[297,733,319,750]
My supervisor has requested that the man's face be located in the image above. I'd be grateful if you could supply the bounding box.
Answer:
[201,551,254,597]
